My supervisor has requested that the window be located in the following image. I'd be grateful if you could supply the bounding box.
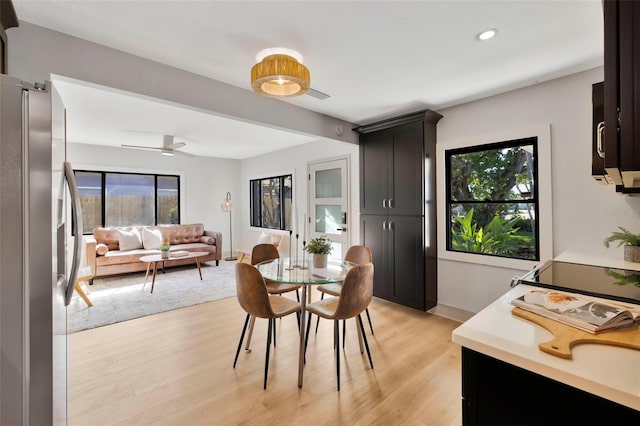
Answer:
[75,170,180,234]
[445,137,539,261]
[250,174,292,230]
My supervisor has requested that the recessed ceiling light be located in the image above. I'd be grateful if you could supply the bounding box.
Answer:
[477,29,498,41]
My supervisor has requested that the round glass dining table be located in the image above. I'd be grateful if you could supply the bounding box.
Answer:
[256,257,355,387]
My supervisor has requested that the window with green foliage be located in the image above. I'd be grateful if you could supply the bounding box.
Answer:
[250,174,292,230]
[74,170,180,234]
[445,137,539,261]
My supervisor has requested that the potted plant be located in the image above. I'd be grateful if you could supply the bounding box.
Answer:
[603,226,640,262]
[160,237,171,259]
[305,236,333,268]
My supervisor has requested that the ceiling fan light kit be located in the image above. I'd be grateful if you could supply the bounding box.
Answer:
[251,53,310,97]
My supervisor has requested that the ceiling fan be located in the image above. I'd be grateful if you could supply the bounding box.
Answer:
[122,134,193,157]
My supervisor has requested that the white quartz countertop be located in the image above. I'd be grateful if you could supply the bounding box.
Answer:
[452,283,640,411]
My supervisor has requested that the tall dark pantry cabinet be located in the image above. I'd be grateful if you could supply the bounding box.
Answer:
[355,110,442,311]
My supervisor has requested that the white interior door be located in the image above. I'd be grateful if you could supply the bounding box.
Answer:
[308,158,349,263]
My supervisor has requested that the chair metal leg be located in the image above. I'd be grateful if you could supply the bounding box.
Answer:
[244,315,256,352]
[335,319,340,391]
[295,289,300,302]
[304,311,312,364]
[273,317,277,348]
[264,318,273,390]
[315,292,325,334]
[234,314,250,368]
[365,307,374,335]
[358,314,374,369]
[342,319,346,348]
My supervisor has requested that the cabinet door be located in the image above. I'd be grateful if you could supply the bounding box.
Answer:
[360,214,389,300]
[360,129,392,214]
[388,215,425,310]
[390,122,424,216]
[618,0,640,177]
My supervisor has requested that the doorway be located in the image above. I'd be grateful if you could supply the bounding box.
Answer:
[308,157,350,263]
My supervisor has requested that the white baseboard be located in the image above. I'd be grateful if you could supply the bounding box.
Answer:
[428,303,475,323]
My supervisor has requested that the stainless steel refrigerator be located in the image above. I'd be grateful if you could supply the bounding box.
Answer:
[0,74,82,424]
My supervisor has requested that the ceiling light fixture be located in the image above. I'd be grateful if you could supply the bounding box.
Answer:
[477,28,498,41]
[161,149,174,156]
[251,48,310,97]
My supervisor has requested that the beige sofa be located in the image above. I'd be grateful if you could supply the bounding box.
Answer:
[84,223,222,278]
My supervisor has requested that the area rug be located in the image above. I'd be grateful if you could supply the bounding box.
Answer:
[67,261,237,333]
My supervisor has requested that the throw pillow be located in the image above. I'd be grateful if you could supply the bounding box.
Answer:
[95,243,109,256]
[199,235,214,245]
[117,228,143,251]
[256,232,273,245]
[142,227,163,250]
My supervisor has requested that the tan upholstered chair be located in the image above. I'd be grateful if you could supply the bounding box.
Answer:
[237,232,284,264]
[315,245,375,337]
[304,263,375,391]
[241,244,302,353]
[233,263,301,389]
[251,243,301,300]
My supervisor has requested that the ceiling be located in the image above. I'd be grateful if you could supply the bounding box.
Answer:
[12,0,604,159]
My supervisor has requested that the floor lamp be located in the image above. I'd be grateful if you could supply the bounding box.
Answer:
[220,192,237,261]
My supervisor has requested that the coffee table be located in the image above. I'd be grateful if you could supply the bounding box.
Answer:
[139,251,209,293]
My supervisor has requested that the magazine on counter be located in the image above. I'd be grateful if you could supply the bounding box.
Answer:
[511,289,639,334]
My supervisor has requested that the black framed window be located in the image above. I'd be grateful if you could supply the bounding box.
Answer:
[75,170,180,234]
[250,174,292,230]
[445,137,539,261]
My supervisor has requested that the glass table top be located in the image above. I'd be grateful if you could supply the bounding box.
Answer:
[255,258,354,285]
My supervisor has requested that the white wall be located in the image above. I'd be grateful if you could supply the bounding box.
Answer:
[436,66,640,315]
[68,143,241,257]
[238,139,360,258]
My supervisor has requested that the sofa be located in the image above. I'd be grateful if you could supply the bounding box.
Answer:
[84,223,222,278]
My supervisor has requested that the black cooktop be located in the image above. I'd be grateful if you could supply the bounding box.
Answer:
[518,260,640,305]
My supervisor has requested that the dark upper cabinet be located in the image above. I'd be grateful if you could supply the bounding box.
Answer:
[602,0,640,190]
[360,121,425,216]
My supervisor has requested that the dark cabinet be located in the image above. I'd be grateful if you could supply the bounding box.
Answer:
[361,214,424,308]
[356,110,441,311]
[602,0,640,190]
[462,348,640,425]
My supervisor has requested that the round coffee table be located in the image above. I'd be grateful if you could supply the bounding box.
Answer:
[139,251,209,293]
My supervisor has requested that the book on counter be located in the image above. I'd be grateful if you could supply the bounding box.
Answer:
[511,288,639,334]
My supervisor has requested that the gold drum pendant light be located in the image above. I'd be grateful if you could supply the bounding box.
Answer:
[251,54,310,97]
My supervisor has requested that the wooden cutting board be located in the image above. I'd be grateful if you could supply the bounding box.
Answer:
[512,307,640,359]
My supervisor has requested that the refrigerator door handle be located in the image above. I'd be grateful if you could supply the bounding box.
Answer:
[62,161,83,306]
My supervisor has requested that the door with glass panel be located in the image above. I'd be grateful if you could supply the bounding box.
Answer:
[308,158,349,263]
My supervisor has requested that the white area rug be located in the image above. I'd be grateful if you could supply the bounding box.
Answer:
[67,260,237,333]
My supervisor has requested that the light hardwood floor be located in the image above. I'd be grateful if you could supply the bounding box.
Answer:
[69,292,463,425]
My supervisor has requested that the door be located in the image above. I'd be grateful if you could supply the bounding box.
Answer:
[360,214,389,299]
[388,215,425,310]
[391,121,424,215]
[309,158,349,263]
[360,129,392,214]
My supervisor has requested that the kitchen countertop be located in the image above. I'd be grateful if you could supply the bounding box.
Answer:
[452,283,640,411]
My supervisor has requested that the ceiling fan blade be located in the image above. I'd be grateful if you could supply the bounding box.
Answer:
[165,141,186,150]
[173,149,194,157]
[121,144,162,151]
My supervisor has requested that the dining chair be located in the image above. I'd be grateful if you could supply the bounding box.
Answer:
[304,262,374,391]
[233,263,301,389]
[315,245,375,339]
[243,243,301,352]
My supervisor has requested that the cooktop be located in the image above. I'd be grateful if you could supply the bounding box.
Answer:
[517,260,640,305]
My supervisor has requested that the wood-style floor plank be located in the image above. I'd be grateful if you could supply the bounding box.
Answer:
[69,293,463,425]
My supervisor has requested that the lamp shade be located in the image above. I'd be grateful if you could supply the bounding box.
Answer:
[221,192,233,212]
[251,54,310,97]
